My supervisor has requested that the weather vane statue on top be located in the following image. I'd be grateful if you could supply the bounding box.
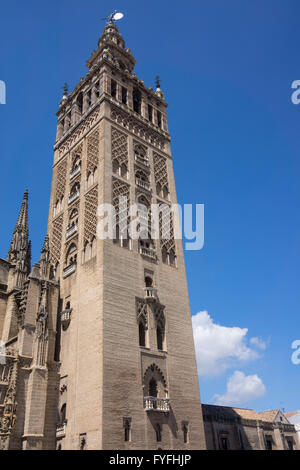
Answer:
[102,11,124,23]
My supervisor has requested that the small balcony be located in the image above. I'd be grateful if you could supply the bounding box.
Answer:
[68,190,80,205]
[136,178,151,192]
[63,262,77,279]
[139,247,157,261]
[135,154,150,168]
[61,308,72,330]
[144,286,158,300]
[69,165,81,180]
[56,422,66,438]
[66,223,78,240]
[144,397,170,412]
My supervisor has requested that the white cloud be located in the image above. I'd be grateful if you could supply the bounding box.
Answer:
[213,370,266,406]
[250,337,267,350]
[192,311,261,377]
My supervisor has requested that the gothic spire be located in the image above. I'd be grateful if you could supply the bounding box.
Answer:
[7,190,31,282]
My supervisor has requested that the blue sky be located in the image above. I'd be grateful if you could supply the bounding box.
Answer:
[0,0,299,412]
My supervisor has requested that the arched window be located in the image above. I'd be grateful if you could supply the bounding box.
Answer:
[70,208,78,220]
[183,424,189,444]
[139,322,146,347]
[66,243,77,266]
[133,89,141,114]
[157,325,164,351]
[112,159,119,174]
[169,249,176,267]
[162,247,168,264]
[162,185,169,200]
[120,163,127,178]
[134,145,148,164]
[113,224,120,245]
[60,403,66,424]
[76,92,83,114]
[72,155,81,172]
[70,182,80,197]
[124,419,131,442]
[145,276,153,288]
[136,169,149,183]
[149,378,158,398]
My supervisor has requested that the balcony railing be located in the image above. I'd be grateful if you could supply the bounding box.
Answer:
[63,262,77,279]
[61,308,72,329]
[135,154,150,167]
[66,223,78,239]
[136,178,151,192]
[68,190,80,205]
[139,247,157,261]
[144,286,158,300]
[56,422,66,438]
[69,165,81,180]
[144,397,170,412]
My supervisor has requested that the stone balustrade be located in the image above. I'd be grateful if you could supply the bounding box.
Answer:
[144,396,170,412]
[68,190,80,205]
[69,165,81,180]
[66,223,78,239]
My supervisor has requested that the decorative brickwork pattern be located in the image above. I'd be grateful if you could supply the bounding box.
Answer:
[153,152,169,196]
[159,203,176,254]
[51,214,64,262]
[55,159,67,200]
[111,127,128,169]
[57,106,100,158]
[84,186,98,243]
[111,106,165,150]
[87,128,99,173]
[112,177,130,228]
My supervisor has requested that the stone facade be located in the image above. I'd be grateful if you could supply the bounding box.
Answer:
[0,19,206,450]
[203,405,299,450]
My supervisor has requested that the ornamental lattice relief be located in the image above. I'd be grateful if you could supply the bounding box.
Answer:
[51,214,63,263]
[159,203,176,254]
[111,105,165,150]
[112,177,130,228]
[84,186,98,242]
[87,128,99,173]
[153,152,169,196]
[111,126,128,169]
[55,159,67,200]
[57,106,100,159]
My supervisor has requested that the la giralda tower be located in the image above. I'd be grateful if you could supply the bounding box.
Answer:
[0,15,206,450]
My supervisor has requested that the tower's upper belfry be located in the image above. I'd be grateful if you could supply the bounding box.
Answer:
[87,19,136,72]
[55,16,169,150]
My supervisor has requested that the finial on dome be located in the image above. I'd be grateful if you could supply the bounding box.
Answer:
[155,76,161,90]
[155,76,164,99]
[59,83,68,106]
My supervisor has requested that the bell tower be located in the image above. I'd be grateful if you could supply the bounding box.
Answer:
[49,15,206,450]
